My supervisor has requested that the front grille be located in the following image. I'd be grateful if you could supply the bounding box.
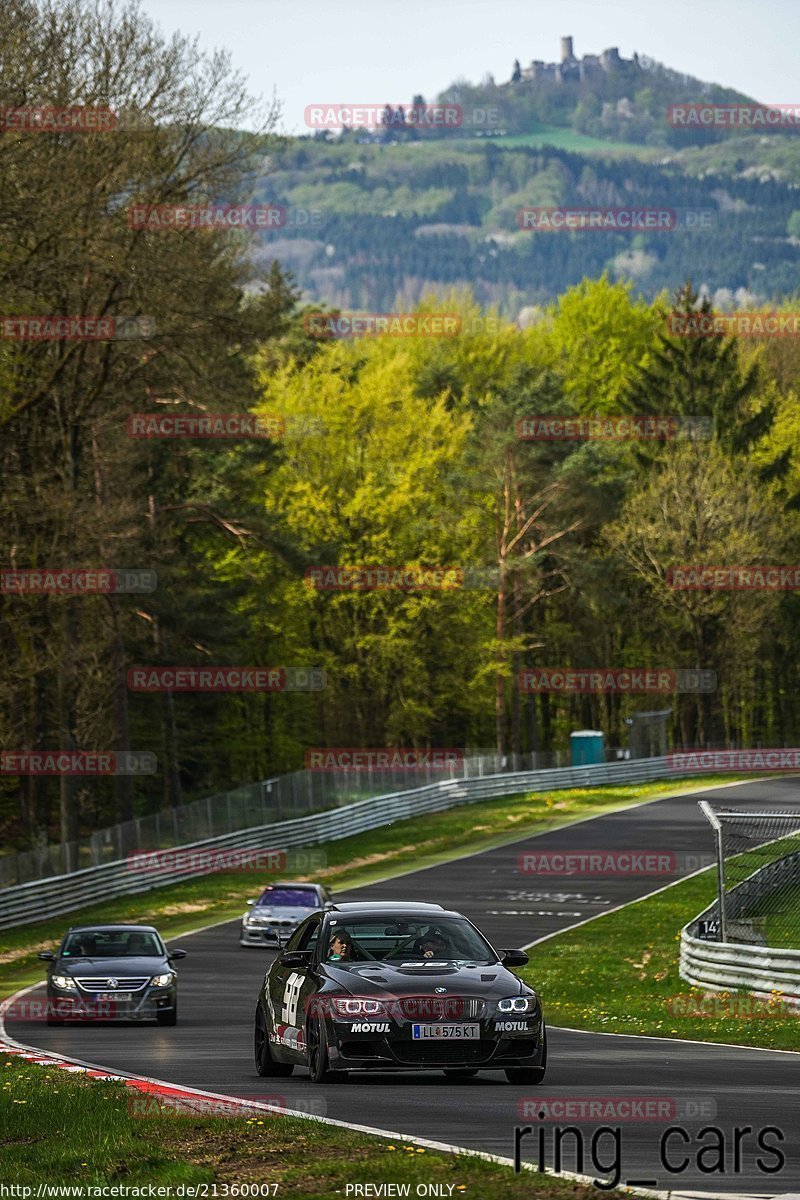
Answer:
[392,1040,496,1065]
[394,996,486,1021]
[75,977,149,991]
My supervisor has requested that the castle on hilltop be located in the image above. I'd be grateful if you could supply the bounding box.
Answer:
[512,36,639,84]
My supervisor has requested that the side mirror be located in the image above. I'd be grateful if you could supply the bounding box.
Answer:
[501,948,529,967]
[169,948,187,960]
[280,950,311,968]
[246,899,255,906]
[38,951,55,961]
[323,902,334,910]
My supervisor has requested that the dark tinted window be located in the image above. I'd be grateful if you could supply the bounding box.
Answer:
[256,887,319,907]
[297,919,321,953]
[62,930,162,958]
[322,916,496,963]
[285,918,314,952]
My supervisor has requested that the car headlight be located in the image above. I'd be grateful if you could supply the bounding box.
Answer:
[51,975,77,991]
[498,995,537,1014]
[150,973,175,987]
[330,997,387,1017]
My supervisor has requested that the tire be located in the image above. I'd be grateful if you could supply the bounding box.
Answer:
[306,1014,343,1084]
[254,1003,293,1077]
[443,1068,479,1079]
[46,999,64,1026]
[157,1001,177,1027]
[505,1027,547,1085]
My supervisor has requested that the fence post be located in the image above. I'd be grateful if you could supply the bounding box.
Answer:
[699,800,727,942]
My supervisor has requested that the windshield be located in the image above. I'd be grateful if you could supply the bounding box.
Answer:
[62,930,163,958]
[256,887,318,908]
[322,916,496,964]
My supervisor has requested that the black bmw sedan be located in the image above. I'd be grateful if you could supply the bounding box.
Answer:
[254,901,546,1083]
[39,924,187,1026]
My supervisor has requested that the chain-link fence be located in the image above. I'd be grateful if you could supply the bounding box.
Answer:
[698,801,800,947]
[0,747,580,887]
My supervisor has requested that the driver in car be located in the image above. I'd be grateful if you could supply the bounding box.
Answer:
[327,932,352,962]
[417,931,449,959]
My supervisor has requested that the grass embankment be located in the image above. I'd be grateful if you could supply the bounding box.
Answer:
[0,775,738,1000]
[0,1055,632,1197]
[526,866,800,1052]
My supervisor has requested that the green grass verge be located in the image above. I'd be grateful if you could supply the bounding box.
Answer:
[0,1055,631,1197]
[524,867,800,1052]
[0,775,739,1001]
[758,881,800,948]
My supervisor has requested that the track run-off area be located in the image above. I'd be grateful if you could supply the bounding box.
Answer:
[5,776,800,1198]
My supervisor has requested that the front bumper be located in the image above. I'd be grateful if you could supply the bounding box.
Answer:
[47,985,176,1022]
[327,1015,545,1071]
[240,922,296,947]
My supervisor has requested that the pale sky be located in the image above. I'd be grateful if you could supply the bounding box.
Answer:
[136,0,800,134]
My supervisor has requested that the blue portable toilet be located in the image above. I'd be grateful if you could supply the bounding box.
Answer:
[570,730,605,766]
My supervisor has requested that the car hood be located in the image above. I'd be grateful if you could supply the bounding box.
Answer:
[57,956,169,976]
[322,960,527,999]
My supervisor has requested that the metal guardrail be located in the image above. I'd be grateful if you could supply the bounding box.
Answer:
[1,754,681,931]
[680,927,800,999]
[0,748,575,886]
[680,852,800,1000]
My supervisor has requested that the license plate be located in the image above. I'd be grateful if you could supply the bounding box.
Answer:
[93,992,133,1002]
[412,1023,479,1040]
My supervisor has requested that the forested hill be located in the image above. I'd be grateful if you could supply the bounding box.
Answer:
[252,45,800,315]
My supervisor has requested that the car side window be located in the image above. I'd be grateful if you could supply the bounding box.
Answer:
[297,918,321,954]
[284,920,311,952]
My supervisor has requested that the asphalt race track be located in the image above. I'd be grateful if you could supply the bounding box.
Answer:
[9,777,800,1197]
